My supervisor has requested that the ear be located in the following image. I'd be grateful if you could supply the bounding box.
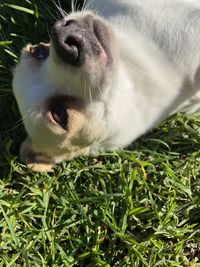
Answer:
[20,137,55,172]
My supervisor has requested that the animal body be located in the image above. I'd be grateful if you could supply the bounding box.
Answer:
[13,0,200,172]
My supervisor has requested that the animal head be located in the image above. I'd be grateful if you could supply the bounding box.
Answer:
[13,10,116,168]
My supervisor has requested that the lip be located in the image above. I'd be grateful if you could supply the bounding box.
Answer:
[92,19,113,66]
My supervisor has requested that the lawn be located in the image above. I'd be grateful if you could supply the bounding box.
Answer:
[0,0,200,266]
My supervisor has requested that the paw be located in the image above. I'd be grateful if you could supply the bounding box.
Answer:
[20,137,54,172]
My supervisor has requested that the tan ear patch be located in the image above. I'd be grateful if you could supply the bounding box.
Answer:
[23,42,50,52]
[22,43,50,61]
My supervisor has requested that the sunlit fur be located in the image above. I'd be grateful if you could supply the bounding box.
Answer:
[13,0,200,171]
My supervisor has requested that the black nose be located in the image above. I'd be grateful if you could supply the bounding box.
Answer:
[51,19,85,66]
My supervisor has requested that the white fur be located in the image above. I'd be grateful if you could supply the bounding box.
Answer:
[13,0,200,170]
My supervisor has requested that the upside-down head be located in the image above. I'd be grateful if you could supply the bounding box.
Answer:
[13,10,116,171]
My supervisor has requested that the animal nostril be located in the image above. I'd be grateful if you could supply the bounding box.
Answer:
[64,36,80,47]
[51,19,85,66]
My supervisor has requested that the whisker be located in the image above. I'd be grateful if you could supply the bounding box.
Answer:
[40,1,59,20]
[31,110,40,131]
[84,79,87,99]
[71,0,80,13]
[88,84,93,104]
[82,0,93,11]
[55,0,68,18]
[5,109,35,134]
[47,23,51,40]
[5,120,25,134]
[71,0,75,13]
[81,0,87,11]
[75,0,81,12]
[96,81,103,96]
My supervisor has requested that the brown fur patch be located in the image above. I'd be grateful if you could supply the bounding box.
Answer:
[23,43,50,53]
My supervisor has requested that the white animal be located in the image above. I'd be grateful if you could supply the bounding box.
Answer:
[13,0,200,172]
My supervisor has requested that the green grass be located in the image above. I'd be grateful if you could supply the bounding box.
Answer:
[1,1,200,266]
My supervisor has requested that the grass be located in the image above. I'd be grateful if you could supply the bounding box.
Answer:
[0,0,200,266]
